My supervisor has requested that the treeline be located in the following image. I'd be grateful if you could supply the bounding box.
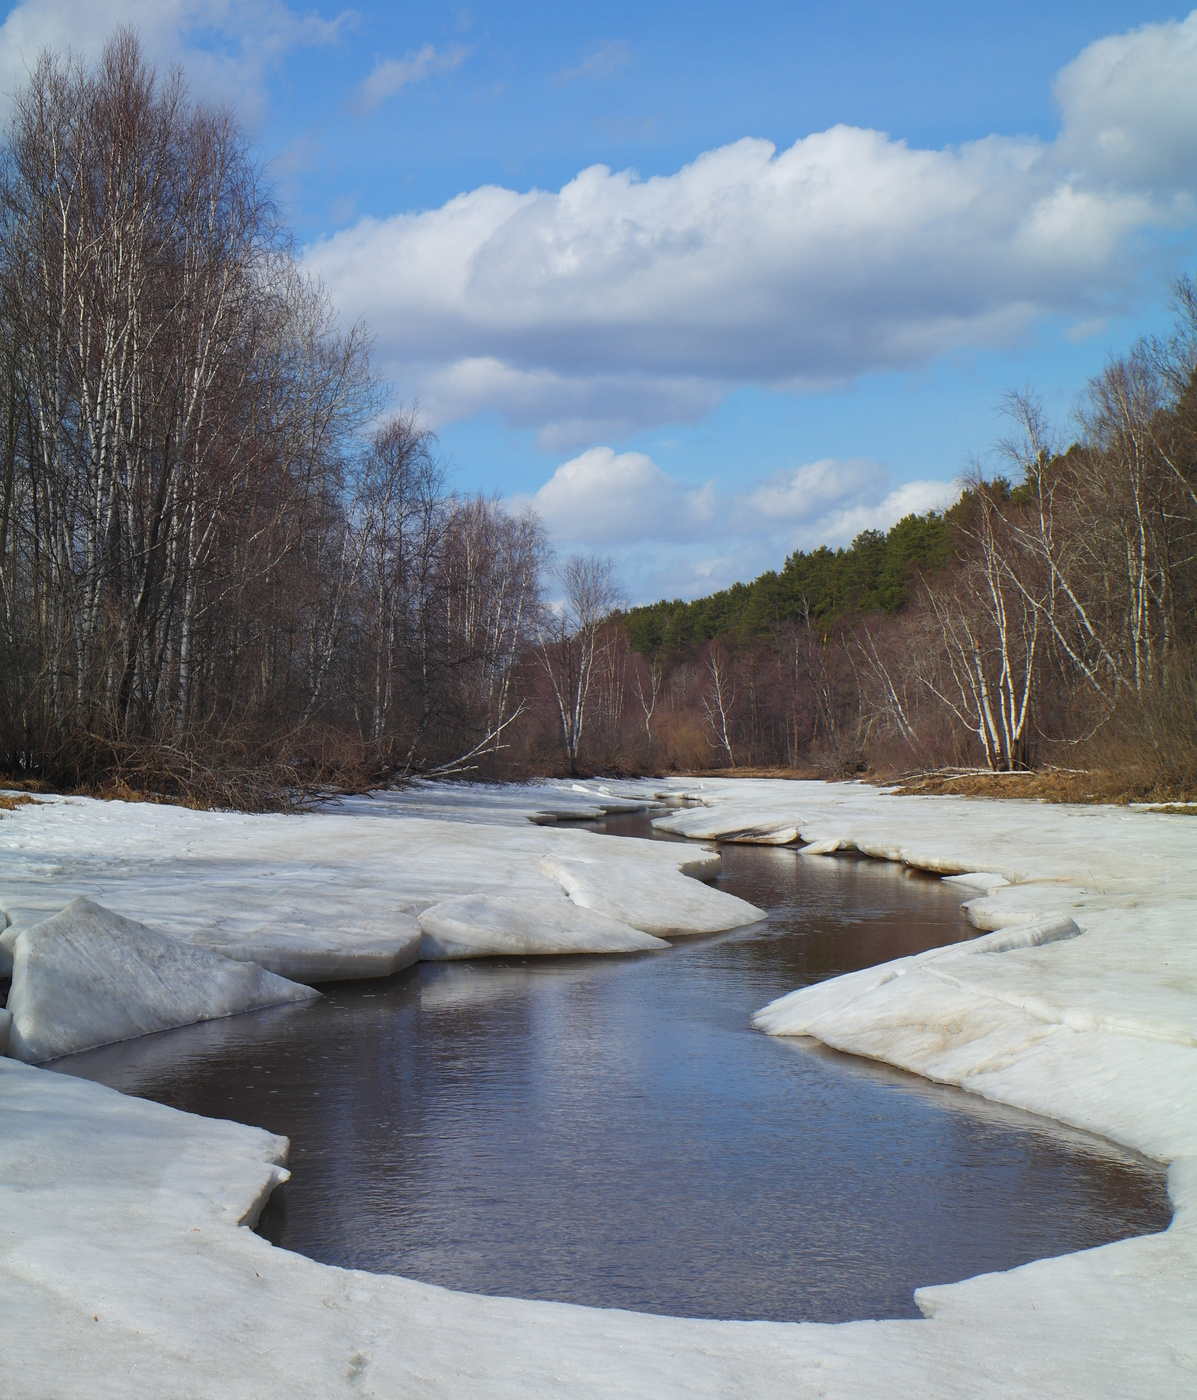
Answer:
[623,510,955,653]
[568,289,1197,796]
[3,31,1194,802]
[0,35,548,803]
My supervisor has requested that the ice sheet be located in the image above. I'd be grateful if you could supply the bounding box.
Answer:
[539,852,763,936]
[2,777,1196,1396]
[0,797,753,994]
[188,918,423,983]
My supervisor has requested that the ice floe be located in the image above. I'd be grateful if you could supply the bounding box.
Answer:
[539,852,762,936]
[5,897,318,1063]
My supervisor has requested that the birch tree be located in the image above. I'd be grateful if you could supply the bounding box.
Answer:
[536,555,623,774]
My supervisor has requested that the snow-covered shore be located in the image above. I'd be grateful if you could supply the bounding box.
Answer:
[2,778,1195,1397]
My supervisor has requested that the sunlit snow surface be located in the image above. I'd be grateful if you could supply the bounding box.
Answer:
[1,777,1196,1397]
[0,783,757,988]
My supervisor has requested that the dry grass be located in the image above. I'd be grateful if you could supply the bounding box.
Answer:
[883,766,1196,805]
[0,791,39,812]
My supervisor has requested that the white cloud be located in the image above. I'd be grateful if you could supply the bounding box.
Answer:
[1054,11,1197,192]
[306,12,1197,448]
[518,447,961,601]
[808,477,963,549]
[421,356,721,451]
[355,42,468,113]
[0,0,347,125]
[513,447,718,544]
[739,458,888,529]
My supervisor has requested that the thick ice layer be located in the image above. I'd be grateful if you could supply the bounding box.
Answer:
[5,897,318,1063]
[189,917,422,983]
[418,892,667,959]
[0,793,754,1053]
[539,853,763,936]
[0,798,746,954]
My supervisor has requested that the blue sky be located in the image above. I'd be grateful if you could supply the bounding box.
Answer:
[2,2,1195,600]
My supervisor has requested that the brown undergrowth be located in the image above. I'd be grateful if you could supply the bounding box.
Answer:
[0,791,38,811]
[884,767,1197,807]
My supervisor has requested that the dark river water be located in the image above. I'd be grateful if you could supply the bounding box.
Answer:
[53,815,1171,1323]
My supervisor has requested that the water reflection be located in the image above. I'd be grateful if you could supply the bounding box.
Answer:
[53,821,1171,1323]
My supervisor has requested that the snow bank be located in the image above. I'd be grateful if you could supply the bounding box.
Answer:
[418,892,667,958]
[5,897,318,1063]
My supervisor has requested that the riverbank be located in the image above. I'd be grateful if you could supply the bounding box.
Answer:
[2,778,1195,1397]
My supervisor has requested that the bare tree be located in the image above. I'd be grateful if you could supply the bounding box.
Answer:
[438,496,547,760]
[0,32,554,795]
[535,555,624,774]
[700,647,737,767]
[634,654,663,757]
[998,383,1193,714]
[589,623,629,761]
[852,620,921,756]
[0,32,376,785]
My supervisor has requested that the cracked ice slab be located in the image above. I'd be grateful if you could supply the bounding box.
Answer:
[418,892,667,958]
[187,918,422,983]
[5,897,318,1063]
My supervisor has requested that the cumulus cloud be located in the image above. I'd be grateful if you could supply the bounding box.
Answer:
[355,42,469,113]
[0,0,347,123]
[517,447,961,600]
[1054,11,1197,192]
[307,11,1197,448]
[515,447,718,544]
